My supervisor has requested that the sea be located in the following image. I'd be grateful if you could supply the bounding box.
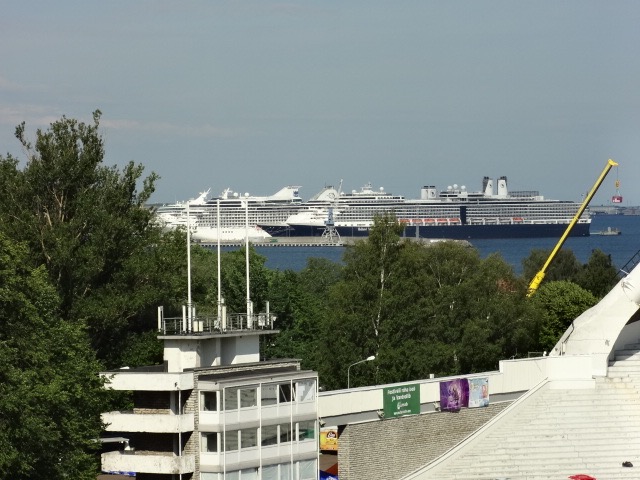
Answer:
[250,215,640,275]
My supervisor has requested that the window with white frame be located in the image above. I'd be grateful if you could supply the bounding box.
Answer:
[201,432,218,453]
[201,391,217,411]
[224,388,238,411]
[297,379,316,402]
[224,428,258,451]
[224,468,258,480]
[239,387,257,408]
[240,467,257,480]
[278,382,295,403]
[261,423,293,446]
[261,424,278,446]
[224,430,238,451]
[261,384,277,406]
[279,422,292,443]
[298,459,317,479]
[262,464,279,480]
[240,428,257,449]
[298,420,316,441]
[262,463,292,480]
[262,382,297,406]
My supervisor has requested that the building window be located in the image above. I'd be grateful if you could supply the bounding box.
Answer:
[298,459,317,479]
[201,391,217,411]
[262,382,296,406]
[225,430,239,451]
[224,388,238,411]
[279,423,292,443]
[240,467,258,480]
[261,425,278,446]
[240,428,257,449]
[224,469,258,480]
[261,384,277,406]
[297,379,316,402]
[239,387,257,408]
[262,463,292,480]
[261,423,292,446]
[298,420,315,441]
[280,463,292,480]
[201,432,218,453]
[278,383,295,403]
[262,465,278,480]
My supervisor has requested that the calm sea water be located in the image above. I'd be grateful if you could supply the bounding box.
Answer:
[251,215,640,274]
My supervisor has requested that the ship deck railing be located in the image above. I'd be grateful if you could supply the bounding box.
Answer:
[399,217,589,226]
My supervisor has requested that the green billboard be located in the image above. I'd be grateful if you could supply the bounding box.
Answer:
[383,383,420,419]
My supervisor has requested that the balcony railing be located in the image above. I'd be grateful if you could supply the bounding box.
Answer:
[101,451,195,475]
[102,411,194,433]
[158,306,276,335]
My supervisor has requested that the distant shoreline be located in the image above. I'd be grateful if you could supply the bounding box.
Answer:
[589,206,640,215]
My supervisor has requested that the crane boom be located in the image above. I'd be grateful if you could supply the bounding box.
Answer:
[527,158,618,297]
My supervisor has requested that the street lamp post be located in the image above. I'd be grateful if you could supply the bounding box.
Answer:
[347,355,375,389]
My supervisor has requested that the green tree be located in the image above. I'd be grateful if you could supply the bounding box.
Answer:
[318,216,541,390]
[0,112,187,368]
[529,280,598,351]
[574,249,619,298]
[0,233,107,479]
[522,248,581,285]
[320,214,403,388]
[264,257,342,372]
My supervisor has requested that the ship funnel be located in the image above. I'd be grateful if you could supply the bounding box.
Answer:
[421,186,437,200]
[483,177,494,197]
[497,176,508,197]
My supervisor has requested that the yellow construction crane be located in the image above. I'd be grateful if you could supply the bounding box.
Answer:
[527,158,619,297]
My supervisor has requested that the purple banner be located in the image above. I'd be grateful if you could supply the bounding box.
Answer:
[439,379,469,411]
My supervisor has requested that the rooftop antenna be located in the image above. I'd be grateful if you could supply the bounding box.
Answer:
[244,193,253,326]
[217,197,222,324]
[186,201,193,331]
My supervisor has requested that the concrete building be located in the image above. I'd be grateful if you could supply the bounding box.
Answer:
[100,307,319,480]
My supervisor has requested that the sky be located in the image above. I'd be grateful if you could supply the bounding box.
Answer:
[1,1,639,205]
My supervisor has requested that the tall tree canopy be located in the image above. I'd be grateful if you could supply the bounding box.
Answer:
[529,280,598,351]
[0,233,107,479]
[0,111,187,368]
[522,248,619,298]
[315,215,540,390]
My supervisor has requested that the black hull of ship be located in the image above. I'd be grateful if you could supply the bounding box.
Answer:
[259,222,591,240]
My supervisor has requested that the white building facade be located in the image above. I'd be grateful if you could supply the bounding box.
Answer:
[101,310,319,480]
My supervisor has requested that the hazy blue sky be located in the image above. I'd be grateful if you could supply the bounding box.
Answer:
[1,1,638,205]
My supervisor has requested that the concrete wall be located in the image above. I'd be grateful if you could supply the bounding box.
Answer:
[337,402,511,480]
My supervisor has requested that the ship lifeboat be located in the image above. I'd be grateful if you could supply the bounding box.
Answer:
[512,217,524,223]
[448,218,461,224]
[436,218,448,224]
[399,219,410,224]
[425,218,436,224]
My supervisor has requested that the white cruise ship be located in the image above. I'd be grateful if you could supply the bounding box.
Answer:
[258,177,591,239]
[155,186,303,242]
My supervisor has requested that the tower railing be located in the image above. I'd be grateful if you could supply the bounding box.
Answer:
[157,305,276,335]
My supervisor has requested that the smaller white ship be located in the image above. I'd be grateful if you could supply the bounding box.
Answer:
[591,227,621,236]
[155,186,303,242]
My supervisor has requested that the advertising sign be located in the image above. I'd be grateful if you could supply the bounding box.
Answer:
[383,384,420,419]
[439,379,469,411]
[320,427,339,451]
[468,377,489,407]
